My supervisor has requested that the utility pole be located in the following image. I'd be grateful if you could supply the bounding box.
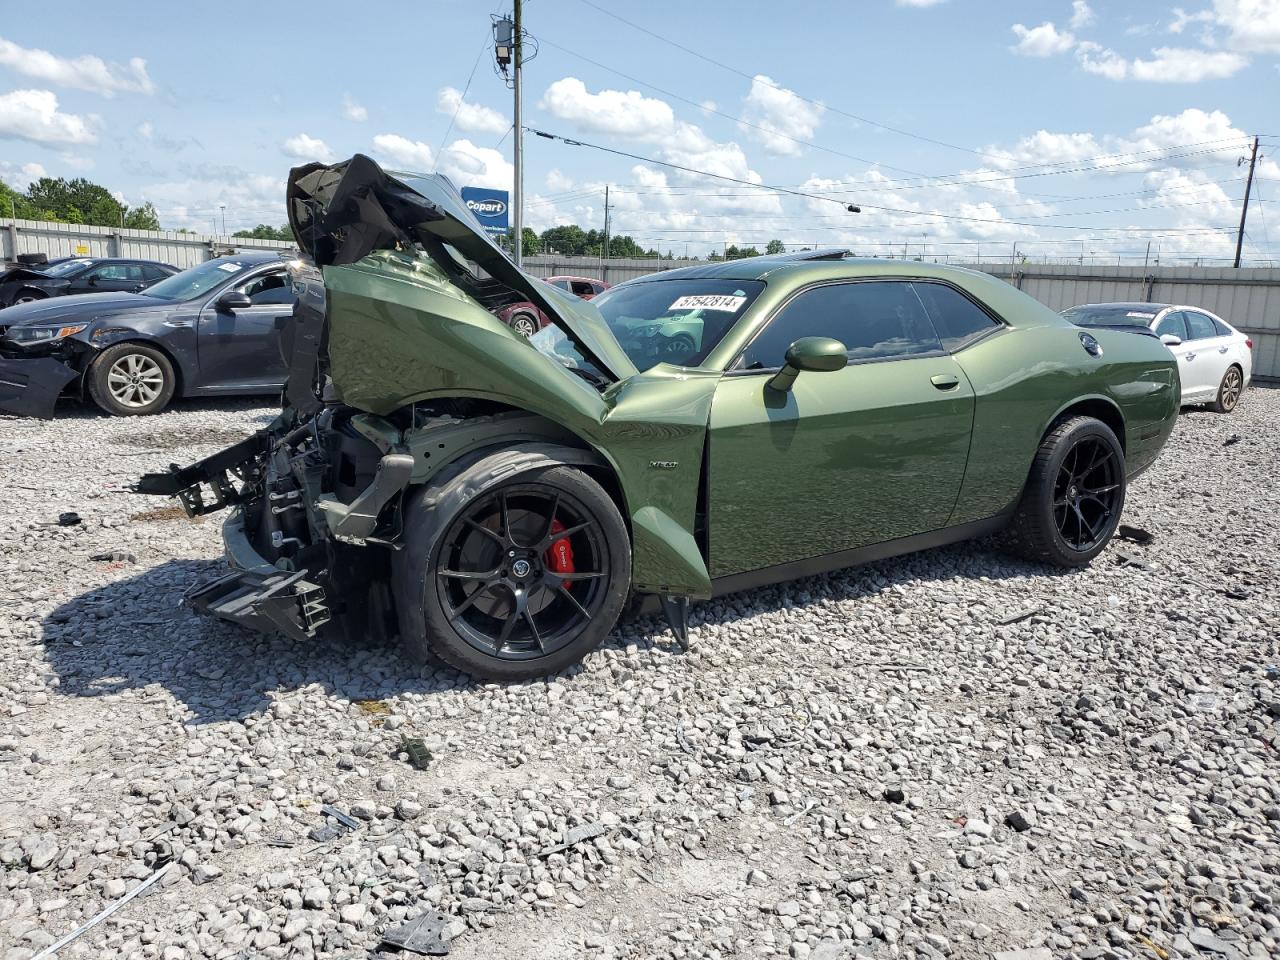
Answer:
[512,0,524,268]
[1234,136,1260,269]
[602,184,610,261]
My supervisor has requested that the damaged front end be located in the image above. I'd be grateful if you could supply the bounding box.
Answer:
[136,154,675,649]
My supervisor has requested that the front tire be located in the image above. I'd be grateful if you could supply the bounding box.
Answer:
[13,289,47,305]
[87,343,176,416]
[394,463,630,681]
[1005,416,1126,568]
[1208,365,1243,413]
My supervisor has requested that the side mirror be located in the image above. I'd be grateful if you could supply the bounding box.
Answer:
[86,275,99,286]
[218,291,252,311]
[1160,333,1182,346]
[767,336,848,392]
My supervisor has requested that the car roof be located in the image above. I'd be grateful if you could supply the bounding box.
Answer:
[1069,301,1173,312]
[627,253,1001,285]
[211,250,286,265]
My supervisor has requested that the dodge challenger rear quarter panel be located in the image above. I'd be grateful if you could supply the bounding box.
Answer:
[137,155,1180,682]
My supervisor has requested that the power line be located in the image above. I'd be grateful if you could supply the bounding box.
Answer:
[527,127,1236,235]
[433,31,493,173]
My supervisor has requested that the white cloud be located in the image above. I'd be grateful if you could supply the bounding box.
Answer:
[1076,41,1247,80]
[1070,1,1096,29]
[137,120,153,140]
[1208,0,1280,52]
[0,36,153,97]
[539,77,674,138]
[1075,41,1132,78]
[1011,22,1077,56]
[140,173,286,233]
[436,86,509,135]
[739,75,824,157]
[0,160,47,190]
[280,133,335,163]
[342,94,367,122]
[435,139,513,191]
[0,89,96,145]
[895,0,946,6]
[372,133,433,171]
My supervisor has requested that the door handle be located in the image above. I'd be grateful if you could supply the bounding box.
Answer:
[1219,346,1228,353]
[1184,353,1196,361]
[930,374,960,390]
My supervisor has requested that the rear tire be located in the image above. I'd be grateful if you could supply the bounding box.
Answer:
[87,343,176,416]
[14,289,47,305]
[1004,416,1126,568]
[393,462,630,681]
[509,312,539,337]
[1208,365,1243,413]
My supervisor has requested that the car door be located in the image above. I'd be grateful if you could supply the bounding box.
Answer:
[706,279,975,579]
[195,267,295,389]
[1181,309,1226,400]
[1154,311,1196,401]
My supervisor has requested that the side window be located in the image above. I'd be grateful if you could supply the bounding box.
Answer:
[739,281,943,370]
[238,271,293,306]
[570,280,595,297]
[1210,316,1232,337]
[142,264,169,281]
[911,282,1001,351]
[549,279,572,292]
[1155,312,1189,340]
[124,264,145,281]
[592,282,608,296]
[1184,311,1217,341]
[89,263,130,281]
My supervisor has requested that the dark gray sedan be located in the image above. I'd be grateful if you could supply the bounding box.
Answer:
[0,257,177,308]
[0,252,296,417]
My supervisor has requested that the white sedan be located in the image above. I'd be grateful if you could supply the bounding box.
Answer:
[1063,302,1253,413]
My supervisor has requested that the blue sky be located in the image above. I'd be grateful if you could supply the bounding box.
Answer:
[2,0,1278,263]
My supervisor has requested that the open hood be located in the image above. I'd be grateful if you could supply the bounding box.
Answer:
[286,154,635,382]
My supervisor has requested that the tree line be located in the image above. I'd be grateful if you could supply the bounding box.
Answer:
[499,227,789,261]
[1,177,160,230]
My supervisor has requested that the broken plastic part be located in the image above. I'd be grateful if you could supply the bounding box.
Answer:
[379,909,452,956]
[660,595,690,651]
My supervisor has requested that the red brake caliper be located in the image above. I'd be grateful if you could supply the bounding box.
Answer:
[544,518,575,588]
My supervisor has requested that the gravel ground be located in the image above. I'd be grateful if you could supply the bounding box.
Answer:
[1,390,1278,960]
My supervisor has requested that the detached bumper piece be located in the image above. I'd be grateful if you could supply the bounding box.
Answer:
[136,433,265,516]
[188,568,330,644]
[0,356,78,419]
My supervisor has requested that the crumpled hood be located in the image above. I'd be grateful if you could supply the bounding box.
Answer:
[0,292,161,327]
[286,154,637,381]
[0,267,67,288]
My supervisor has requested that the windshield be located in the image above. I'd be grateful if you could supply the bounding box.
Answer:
[1061,305,1158,328]
[39,258,95,277]
[142,259,252,302]
[530,278,765,378]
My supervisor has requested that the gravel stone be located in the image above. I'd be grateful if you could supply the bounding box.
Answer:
[2,393,1279,958]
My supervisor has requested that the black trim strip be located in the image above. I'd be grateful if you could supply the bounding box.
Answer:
[709,512,1012,598]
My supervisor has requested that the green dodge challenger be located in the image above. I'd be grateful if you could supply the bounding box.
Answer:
[140,155,1180,681]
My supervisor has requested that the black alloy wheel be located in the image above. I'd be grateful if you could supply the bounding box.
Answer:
[1051,435,1122,552]
[432,479,617,663]
[1005,415,1126,567]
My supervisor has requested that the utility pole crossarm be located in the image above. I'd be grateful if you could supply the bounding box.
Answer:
[1234,136,1260,269]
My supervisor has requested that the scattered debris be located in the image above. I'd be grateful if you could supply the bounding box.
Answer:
[36,511,83,527]
[1117,524,1155,545]
[784,799,818,825]
[1114,548,1151,571]
[379,908,452,956]
[400,735,433,771]
[90,550,136,563]
[319,804,360,831]
[1223,434,1241,447]
[537,822,610,857]
[997,606,1043,625]
[675,723,696,755]
[31,863,172,960]
[354,698,392,716]
[263,836,295,848]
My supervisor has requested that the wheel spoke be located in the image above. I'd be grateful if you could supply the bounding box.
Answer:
[449,581,497,620]
[495,604,520,648]
[537,519,592,550]
[557,570,607,581]
[539,493,561,544]
[463,517,504,544]
[438,568,501,581]
[500,491,514,545]
[556,584,592,621]
[523,610,544,651]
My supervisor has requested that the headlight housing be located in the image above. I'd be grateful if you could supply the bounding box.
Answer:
[5,323,88,345]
